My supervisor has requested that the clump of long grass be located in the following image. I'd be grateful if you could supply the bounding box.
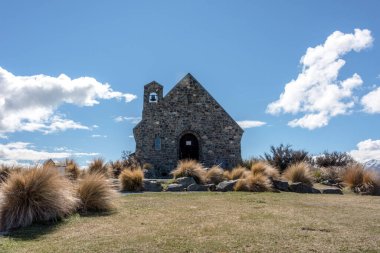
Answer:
[205,165,225,185]
[119,168,144,191]
[283,162,314,186]
[109,160,124,179]
[234,174,272,192]
[343,163,380,195]
[65,159,80,180]
[88,158,108,176]
[313,166,344,184]
[171,160,206,184]
[0,166,79,232]
[251,161,279,180]
[77,173,115,213]
[224,166,250,180]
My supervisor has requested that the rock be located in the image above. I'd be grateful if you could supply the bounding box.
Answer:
[322,188,343,194]
[175,177,196,188]
[289,182,317,194]
[166,183,184,192]
[312,188,321,194]
[273,179,289,191]
[143,180,163,192]
[187,183,215,191]
[216,180,238,192]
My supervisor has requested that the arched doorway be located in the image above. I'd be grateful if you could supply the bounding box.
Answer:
[179,133,199,160]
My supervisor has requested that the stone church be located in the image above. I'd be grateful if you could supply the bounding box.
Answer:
[133,73,243,176]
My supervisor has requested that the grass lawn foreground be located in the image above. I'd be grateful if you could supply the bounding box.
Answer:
[0,192,379,253]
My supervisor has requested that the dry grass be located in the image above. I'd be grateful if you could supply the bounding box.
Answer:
[108,160,124,179]
[205,166,225,185]
[343,163,380,195]
[2,192,379,253]
[225,166,249,180]
[283,162,314,186]
[77,173,115,213]
[251,161,280,180]
[64,159,80,180]
[0,166,78,232]
[234,174,272,192]
[88,158,108,176]
[119,168,144,192]
[171,160,206,184]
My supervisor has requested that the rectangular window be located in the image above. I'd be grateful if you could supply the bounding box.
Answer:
[154,137,161,150]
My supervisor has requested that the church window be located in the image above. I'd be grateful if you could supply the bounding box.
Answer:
[149,92,158,103]
[154,136,161,150]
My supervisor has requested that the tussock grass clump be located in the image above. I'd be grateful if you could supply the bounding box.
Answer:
[119,168,144,191]
[313,166,344,184]
[205,165,225,185]
[171,160,206,184]
[251,161,279,180]
[225,166,250,180]
[88,158,108,176]
[234,174,272,192]
[65,159,80,180]
[0,167,78,232]
[77,173,115,212]
[343,164,380,195]
[283,162,314,186]
[109,160,124,179]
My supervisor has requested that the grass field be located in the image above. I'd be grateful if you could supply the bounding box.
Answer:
[1,192,379,253]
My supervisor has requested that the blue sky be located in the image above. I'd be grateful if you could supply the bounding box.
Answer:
[1,0,380,166]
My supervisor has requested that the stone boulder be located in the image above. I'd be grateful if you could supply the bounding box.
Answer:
[322,188,343,194]
[216,180,238,192]
[175,177,196,188]
[166,184,184,192]
[187,183,215,191]
[143,180,163,192]
[272,179,289,191]
[289,182,320,194]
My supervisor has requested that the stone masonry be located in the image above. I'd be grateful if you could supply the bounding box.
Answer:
[133,73,244,177]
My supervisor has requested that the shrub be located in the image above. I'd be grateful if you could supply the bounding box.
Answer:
[234,174,272,192]
[251,161,279,180]
[77,173,115,212]
[283,162,314,186]
[313,166,344,184]
[171,160,206,184]
[0,166,11,184]
[205,166,225,185]
[263,144,310,172]
[88,158,108,175]
[342,164,380,195]
[0,167,78,231]
[315,151,355,167]
[109,160,124,179]
[240,157,261,170]
[230,166,250,180]
[119,168,144,191]
[65,159,80,180]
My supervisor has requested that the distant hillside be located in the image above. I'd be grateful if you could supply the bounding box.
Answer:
[364,159,380,172]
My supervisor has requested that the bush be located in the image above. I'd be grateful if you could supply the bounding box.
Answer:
[251,161,279,180]
[0,166,78,231]
[342,164,380,195]
[65,159,80,180]
[313,166,344,184]
[109,160,124,179]
[171,160,206,184]
[77,173,115,212]
[88,158,108,175]
[205,166,225,185]
[119,168,144,191]
[315,151,355,167]
[283,162,314,186]
[234,174,272,192]
[240,157,261,170]
[225,166,250,180]
[263,144,310,172]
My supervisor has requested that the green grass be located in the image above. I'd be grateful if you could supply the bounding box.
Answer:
[1,192,380,253]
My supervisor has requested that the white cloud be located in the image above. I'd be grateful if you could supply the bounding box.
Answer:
[350,139,380,163]
[237,120,266,129]
[114,116,141,124]
[0,142,98,163]
[361,86,380,113]
[0,134,7,139]
[128,135,134,138]
[0,67,137,134]
[91,134,107,138]
[267,29,373,130]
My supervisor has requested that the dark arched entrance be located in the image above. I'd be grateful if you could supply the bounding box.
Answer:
[179,133,199,160]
